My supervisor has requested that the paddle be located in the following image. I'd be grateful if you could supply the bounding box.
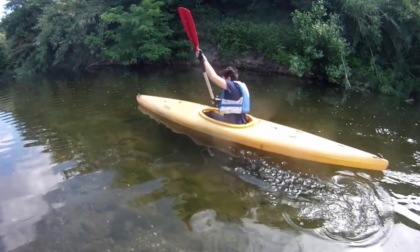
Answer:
[178,7,215,102]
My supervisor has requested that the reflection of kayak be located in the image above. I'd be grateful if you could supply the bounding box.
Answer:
[136,94,388,171]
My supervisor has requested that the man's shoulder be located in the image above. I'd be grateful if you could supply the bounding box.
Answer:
[226,80,241,90]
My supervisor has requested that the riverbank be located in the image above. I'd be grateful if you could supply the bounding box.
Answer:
[202,47,291,76]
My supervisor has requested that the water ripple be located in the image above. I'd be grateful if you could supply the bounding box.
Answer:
[382,170,420,187]
[0,112,15,124]
[414,151,420,168]
[391,192,420,227]
[0,113,16,156]
[0,111,64,251]
[283,175,393,246]
[0,91,13,109]
[229,152,394,246]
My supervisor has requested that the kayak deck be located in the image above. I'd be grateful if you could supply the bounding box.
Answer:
[137,94,388,171]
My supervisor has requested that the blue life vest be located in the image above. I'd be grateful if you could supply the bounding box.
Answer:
[219,81,250,114]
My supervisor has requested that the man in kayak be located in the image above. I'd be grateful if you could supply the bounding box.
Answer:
[197,50,250,124]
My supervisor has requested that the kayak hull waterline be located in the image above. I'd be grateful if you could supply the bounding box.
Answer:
[136,94,388,171]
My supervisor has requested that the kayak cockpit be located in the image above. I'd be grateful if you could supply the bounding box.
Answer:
[200,108,257,128]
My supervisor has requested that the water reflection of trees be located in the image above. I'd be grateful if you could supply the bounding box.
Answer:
[2,71,290,232]
[2,69,177,176]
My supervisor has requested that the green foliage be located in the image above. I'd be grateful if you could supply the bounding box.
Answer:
[0,0,50,72]
[336,0,383,50]
[289,55,311,77]
[216,19,292,65]
[290,0,314,10]
[35,0,108,71]
[325,0,420,94]
[290,0,351,88]
[101,0,173,64]
[0,33,8,73]
[0,0,419,96]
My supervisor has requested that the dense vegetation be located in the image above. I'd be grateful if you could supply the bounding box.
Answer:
[0,0,419,98]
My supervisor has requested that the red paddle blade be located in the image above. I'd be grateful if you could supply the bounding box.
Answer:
[178,7,199,51]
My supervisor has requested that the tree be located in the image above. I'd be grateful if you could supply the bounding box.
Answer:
[0,0,51,72]
[326,0,420,94]
[0,32,8,73]
[101,0,173,64]
[290,0,351,88]
[35,0,109,71]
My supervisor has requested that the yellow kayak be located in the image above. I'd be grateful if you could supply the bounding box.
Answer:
[136,94,388,171]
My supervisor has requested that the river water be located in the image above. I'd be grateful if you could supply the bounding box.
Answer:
[0,67,419,252]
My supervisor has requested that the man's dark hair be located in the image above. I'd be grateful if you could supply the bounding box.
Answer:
[219,66,239,81]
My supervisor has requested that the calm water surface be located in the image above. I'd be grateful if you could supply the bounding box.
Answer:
[0,67,419,252]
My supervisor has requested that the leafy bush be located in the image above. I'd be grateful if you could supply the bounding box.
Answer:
[290,0,351,88]
[216,19,292,66]
[0,33,8,74]
[101,0,173,64]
